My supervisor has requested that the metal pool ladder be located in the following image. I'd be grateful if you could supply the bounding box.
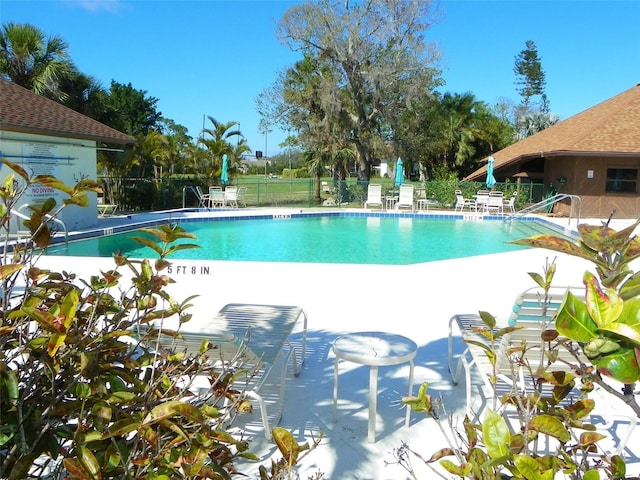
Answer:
[504,194,582,226]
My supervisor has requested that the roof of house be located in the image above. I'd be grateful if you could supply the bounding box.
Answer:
[466,83,640,180]
[0,78,135,144]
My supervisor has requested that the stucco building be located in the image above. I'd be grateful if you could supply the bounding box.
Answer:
[466,83,640,218]
[0,78,135,230]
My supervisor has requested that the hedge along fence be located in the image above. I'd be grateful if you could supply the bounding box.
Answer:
[99,176,546,212]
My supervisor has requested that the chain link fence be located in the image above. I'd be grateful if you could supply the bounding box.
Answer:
[98,176,547,213]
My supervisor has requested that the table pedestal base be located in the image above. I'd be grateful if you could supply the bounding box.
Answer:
[332,331,417,443]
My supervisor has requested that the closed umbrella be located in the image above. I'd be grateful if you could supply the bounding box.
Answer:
[221,154,229,186]
[394,157,404,187]
[486,156,496,189]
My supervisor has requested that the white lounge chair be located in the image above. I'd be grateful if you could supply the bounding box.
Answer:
[97,203,119,217]
[447,287,636,456]
[364,183,383,210]
[143,303,307,441]
[395,184,414,211]
[448,286,581,411]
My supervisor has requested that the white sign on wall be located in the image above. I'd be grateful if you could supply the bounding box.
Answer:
[22,142,67,206]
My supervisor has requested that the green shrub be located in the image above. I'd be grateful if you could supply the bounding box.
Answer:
[121,179,157,211]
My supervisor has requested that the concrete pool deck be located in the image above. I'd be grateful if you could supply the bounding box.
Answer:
[40,209,640,479]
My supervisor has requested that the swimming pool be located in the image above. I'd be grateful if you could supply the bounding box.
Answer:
[44,213,567,265]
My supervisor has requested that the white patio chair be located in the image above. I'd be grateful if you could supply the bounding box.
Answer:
[236,186,248,207]
[209,186,225,208]
[415,186,429,210]
[504,191,518,213]
[195,186,210,209]
[474,190,490,210]
[224,186,239,208]
[448,285,579,404]
[454,189,476,212]
[485,191,504,213]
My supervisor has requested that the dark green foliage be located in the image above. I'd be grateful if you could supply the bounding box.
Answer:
[514,40,547,109]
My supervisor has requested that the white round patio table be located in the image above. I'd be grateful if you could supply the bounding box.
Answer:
[332,331,417,443]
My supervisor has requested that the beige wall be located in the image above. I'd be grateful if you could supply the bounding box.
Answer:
[0,131,100,232]
[546,155,640,218]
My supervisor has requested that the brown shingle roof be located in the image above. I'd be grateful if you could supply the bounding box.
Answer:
[466,83,640,180]
[0,78,135,144]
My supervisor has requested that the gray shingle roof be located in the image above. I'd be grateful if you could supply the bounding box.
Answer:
[466,83,640,180]
[0,78,135,144]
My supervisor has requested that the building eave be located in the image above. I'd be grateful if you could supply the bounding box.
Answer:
[0,123,136,145]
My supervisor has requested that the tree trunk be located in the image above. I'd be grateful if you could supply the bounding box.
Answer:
[354,143,370,181]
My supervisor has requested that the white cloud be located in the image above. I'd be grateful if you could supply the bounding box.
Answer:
[60,0,124,13]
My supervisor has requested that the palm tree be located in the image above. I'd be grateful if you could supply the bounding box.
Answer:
[135,131,169,181]
[303,149,331,203]
[200,116,243,177]
[58,70,120,126]
[515,111,560,140]
[231,138,252,177]
[0,22,74,100]
[329,146,353,202]
[177,141,207,176]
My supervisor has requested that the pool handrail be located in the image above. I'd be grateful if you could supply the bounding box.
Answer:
[504,194,581,226]
[12,204,69,247]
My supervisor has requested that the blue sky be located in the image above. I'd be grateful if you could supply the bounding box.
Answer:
[2,0,639,156]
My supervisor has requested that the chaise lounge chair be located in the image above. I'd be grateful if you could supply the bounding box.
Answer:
[142,303,308,440]
[448,286,583,412]
[447,286,636,456]
[97,203,119,217]
[395,184,415,211]
[364,183,383,210]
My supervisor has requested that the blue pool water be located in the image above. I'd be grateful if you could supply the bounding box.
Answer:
[44,215,561,265]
